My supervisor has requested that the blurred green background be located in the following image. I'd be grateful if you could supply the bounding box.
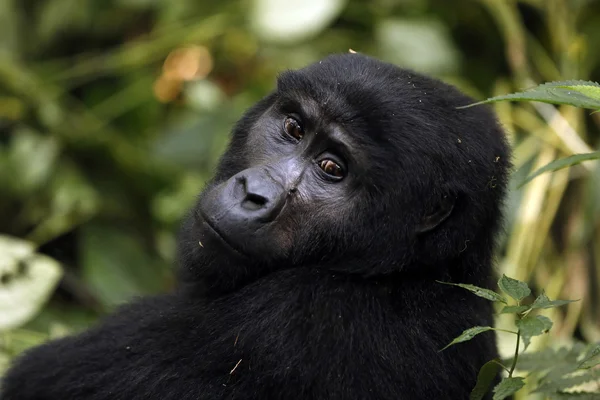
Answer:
[1,0,599,395]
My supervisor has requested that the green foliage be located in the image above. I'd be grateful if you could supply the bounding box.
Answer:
[436,281,508,303]
[531,292,579,311]
[470,360,501,400]
[442,276,596,399]
[440,326,495,351]
[498,275,531,302]
[462,80,600,111]
[1,1,600,397]
[516,315,553,350]
[493,377,525,400]
[518,151,600,187]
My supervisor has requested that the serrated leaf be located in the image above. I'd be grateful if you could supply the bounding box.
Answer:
[500,305,530,314]
[493,377,526,400]
[548,392,600,400]
[440,326,494,351]
[498,275,531,302]
[578,344,600,369]
[531,292,579,310]
[517,315,553,350]
[461,80,600,110]
[437,281,507,303]
[534,369,600,394]
[518,152,600,187]
[470,360,501,400]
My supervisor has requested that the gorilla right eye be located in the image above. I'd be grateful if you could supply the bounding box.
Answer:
[318,159,344,179]
[283,116,303,140]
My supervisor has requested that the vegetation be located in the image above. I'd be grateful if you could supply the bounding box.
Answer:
[1,0,599,398]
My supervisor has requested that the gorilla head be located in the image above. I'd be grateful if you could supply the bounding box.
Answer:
[178,53,510,295]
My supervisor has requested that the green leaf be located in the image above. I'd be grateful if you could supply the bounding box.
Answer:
[436,281,507,304]
[531,292,579,310]
[81,223,169,309]
[460,80,600,110]
[493,377,526,400]
[470,360,501,400]
[534,369,600,394]
[548,392,600,400]
[578,344,600,370]
[498,275,531,302]
[500,305,530,314]
[0,235,63,330]
[517,315,553,350]
[518,151,600,187]
[440,326,494,351]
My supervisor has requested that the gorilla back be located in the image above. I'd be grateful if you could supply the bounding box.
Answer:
[2,54,511,400]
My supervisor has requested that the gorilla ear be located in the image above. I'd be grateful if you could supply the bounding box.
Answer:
[417,193,456,233]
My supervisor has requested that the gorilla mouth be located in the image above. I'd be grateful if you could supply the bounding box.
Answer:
[199,212,249,259]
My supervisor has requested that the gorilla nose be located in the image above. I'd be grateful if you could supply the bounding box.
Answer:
[235,169,286,221]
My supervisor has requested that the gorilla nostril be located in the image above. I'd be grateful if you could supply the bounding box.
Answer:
[242,193,268,211]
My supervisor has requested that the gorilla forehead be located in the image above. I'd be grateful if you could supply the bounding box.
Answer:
[276,55,408,134]
[275,54,504,180]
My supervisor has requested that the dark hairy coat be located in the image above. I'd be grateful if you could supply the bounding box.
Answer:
[1,54,511,400]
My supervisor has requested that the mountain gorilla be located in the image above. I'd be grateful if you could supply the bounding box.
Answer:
[1,54,511,400]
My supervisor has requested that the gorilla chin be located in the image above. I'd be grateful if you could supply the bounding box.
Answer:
[1,53,511,400]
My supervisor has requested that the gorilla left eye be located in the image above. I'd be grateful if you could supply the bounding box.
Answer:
[283,117,303,140]
[318,159,344,179]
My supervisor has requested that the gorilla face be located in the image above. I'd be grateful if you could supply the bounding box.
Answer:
[180,54,510,290]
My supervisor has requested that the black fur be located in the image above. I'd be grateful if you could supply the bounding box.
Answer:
[1,54,511,400]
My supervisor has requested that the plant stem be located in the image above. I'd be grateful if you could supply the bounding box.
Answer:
[508,330,521,378]
[493,328,519,335]
[490,359,511,374]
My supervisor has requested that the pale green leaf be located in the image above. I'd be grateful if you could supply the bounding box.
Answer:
[534,369,600,394]
[461,80,600,110]
[251,0,346,43]
[500,305,530,314]
[0,235,63,330]
[493,377,526,400]
[437,281,507,304]
[578,345,600,370]
[498,275,531,302]
[517,315,553,350]
[441,326,494,351]
[531,292,579,310]
[519,152,600,187]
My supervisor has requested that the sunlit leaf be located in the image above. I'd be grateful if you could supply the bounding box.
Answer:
[376,18,459,74]
[461,80,600,110]
[534,369,599,394]
[518,151,600,187]
[251,0,346,43]
[0,235,62,330]
[578,344,600,370]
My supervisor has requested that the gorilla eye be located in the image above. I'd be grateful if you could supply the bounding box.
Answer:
[283,117,303,140]
[318,159,344,179]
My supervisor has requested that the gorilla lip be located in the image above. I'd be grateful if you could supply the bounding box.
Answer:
[198,211,249,259]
